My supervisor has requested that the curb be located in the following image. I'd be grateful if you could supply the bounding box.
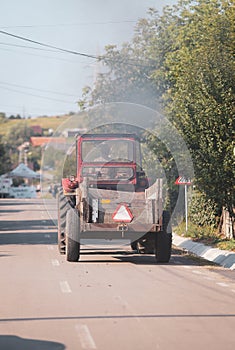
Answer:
[173,233,235,270]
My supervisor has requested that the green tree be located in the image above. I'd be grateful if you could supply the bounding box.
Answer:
[79,27,160,110]
[4,122,33,148]
[159,0,235,233]
[3,122,40,170]
[78,0,235,235]
[0,136,12,175]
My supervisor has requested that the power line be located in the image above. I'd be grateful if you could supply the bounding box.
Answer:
[0,41,59,53]
[0,85,76,104]
[0,30,98,59]
[0,81,78,97]
[0,102,63,113]
[0,42,96,64]
[0,20,136,29]
[0,45,89,64]
[0,30,154,69]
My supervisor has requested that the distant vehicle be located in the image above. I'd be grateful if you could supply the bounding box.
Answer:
[0,176,37,198]
[0,176,12,198]
[57,132,172,262]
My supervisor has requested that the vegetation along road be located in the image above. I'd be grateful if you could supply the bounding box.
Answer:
[0,198,235,350]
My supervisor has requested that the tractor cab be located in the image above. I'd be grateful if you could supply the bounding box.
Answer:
[63,133,149,193]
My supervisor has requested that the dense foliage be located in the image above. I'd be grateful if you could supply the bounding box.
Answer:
[79,0,235,236]
[0,120,41,173]
[0,136,12,174]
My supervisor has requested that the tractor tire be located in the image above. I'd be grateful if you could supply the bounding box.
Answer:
[155,210,172,263]
[162,210,172,233]
[155,232,172,263]
[65,208,80,262]
[57,188,71,254]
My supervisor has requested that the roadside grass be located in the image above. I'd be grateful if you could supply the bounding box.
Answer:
[174,221,235,252]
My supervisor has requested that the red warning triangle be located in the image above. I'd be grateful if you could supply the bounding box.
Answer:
[112,204,133,223]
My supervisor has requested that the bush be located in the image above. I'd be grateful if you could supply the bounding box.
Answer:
[189,191,218,228]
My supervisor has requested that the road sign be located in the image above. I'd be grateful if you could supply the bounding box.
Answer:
[175,176,192,185]
[112,204,133,223]
[175,176,192,232]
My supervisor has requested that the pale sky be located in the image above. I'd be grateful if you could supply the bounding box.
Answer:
[0,0,177,118]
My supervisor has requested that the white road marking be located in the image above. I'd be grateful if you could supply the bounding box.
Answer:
[192,270,203,275]
[185,268,232,289]
[216,282,229,288]
[75,324,97,349]
[203,276,214,281]
[60,281,72,293]
[44,234,50,238]
[51,259,60,266]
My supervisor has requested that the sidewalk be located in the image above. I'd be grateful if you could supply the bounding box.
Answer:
[173,233,235,270]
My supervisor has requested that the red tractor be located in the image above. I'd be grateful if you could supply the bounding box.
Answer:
[57,133,172,262]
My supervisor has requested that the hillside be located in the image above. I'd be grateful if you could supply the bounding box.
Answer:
[0,115,71,137]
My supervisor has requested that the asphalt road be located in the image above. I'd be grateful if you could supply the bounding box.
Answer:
[0,198,235,350]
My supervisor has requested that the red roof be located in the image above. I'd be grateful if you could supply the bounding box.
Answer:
[30,137,66,147]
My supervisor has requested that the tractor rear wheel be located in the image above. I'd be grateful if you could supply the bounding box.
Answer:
[155,210,172,263]
[155,232,172,262]
[65,208,80,262]
[57,188,71,254]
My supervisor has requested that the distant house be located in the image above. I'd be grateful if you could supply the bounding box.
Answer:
[30,137,67,149]
[31,125,43,136]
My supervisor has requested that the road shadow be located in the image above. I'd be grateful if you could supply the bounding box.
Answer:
[0,209,24,214]
[0,219,55,231]
[0,200,42,207]
[0,253,14,258]
[0,231,57,245]
[79,254,182,266]
[78,247,217,267]
[0,335,65,350]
